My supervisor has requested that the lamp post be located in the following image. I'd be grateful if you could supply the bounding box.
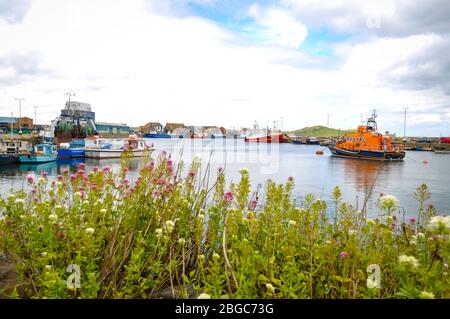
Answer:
[15,98,25,133]
[65,91,76,110]
[403,107,408,140]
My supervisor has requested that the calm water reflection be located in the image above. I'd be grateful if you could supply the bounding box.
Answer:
[1,139,449,217]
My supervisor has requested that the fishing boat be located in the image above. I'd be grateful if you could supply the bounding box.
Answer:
[440,137,450,144]
[57,139,86,158]
[328,111,405,161]
[85,134,154,159]
[0,139,31,163]
[19,143,57,164]
[305,137,319,145]
[143,131,171,138]
[245,131,283,143]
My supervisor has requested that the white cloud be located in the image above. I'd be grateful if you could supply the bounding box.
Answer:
[246,4,307,49]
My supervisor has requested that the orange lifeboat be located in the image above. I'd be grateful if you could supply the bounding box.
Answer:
[328,111,405,161]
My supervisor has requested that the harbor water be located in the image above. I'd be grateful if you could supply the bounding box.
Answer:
[1,138,449,217]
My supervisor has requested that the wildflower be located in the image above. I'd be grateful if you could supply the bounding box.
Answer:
[70,174,76,181]
[165,220,175,233]
[288,220,297,226]
[218,167,223,173]
[74,192,82,198]
[418,232,425,239]
[155,228,163,238]
[102,166,110,173]
[15,198,25,205]
[197,255,205,262]
[42,171,49,178]
[325,240,331,245]
[49,213,57,221]
[82,200,89,206]
[340,251,349,259]
[427,216,450,234]
[57,174,63,180]
[92,166,98,172]
[78,163,86,170]
[398,255,419,269]
[27,175,34,184]
[55,205,62,210]
[212,253,220,261]
[367,219,376,226]
[55,181,62,187]
[410,240,417,246]
[410,217,416,223]
[266,283,275,294]
[38,177,46,184]
[239,168,249,174]
[367,277,379,289]
[100,209,107,214]
[167,160,173,166]
[224,191,234,202]
[349,229,357,236]
[198,214,205,221]
[197,293,211,299]
[188,170,196,177]
[249,199,257,210]
[288,176,294,183]
[379,194,399,211]
[85,228,95,234]
[419,291,435,299]
[45,265,52,270]
[178,238,186,245]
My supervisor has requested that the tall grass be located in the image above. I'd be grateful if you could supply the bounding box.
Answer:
[0,153,449,299]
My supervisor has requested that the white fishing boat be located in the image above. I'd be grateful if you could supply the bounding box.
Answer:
[84,134,155,159]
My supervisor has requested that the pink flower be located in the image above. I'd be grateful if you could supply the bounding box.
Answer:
[63,169,69,176]
[31,188,37,193]
[218,167,223,173]
[92,166,99,172]
[57,175,63,181]
[410,217,416,223]
[27,175,34,184]
[122,167,128,173]
[224,191,234,202]
[391,223,396,230]
[288,176,294,182]
[249,200,257,210]
[77,169,85,176]
[152,190,161,197]
[340,251,349,259]
[130,188,136,193]
[161,150,167,156]
[42,171,48,178]
[102,165,110,173]
[70,174,76,181]
[167,160,173,166]
[83,176,89,183]
[78,163,86,170]
[188,170,196,178]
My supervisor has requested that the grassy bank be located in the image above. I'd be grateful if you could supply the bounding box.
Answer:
[0,153,449,299]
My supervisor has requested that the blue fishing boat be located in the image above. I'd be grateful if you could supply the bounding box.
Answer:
[57,139,85,158]
[143,131,171,138]
[19,143,57,163]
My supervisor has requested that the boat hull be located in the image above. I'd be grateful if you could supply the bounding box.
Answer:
[0,154,19,163]
[57,148,85,158]
[19,154,58,163]
[144,133,171,138]
[85,148,154,159]
[245,134,283,143]
[329,146,405,161]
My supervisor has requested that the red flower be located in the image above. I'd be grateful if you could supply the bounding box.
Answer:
[224,191,234,202]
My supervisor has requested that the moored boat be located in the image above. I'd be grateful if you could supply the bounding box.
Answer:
[57,139,86,158]
[85,134,154,159]
[245,131,283,143]
[19,143,57,163]
[0,139,31,164]
[144,131,171,138]
[328,111,405,161]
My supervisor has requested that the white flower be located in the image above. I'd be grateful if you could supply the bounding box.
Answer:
[398,255,419,269]
[82,200,89,206]
[288,220,297,226]
[85,227,95,234]
[8,194,15,199]
[418,232,425,239]
[74,192,82,198]
[379,194,399,210]
[349,229,358,236]
[45,265,52,270]
[55,205,62,210]
[265,283,275,293]
[411,235,417,241]
[100,209,107,214]
[165,220,175,233]
[178,238,186,245]
[15,198,25,204]
[419,291,435,299]
[366,277,379,289]
[38,178,46,184]
[155,228,163,238]
[49,213,57,221]
[41,252,48,257]
[55,181,62,187]
[410,240,417,246]
[427,216,450,234]
[198,214,204,221]
[197,293,211,299]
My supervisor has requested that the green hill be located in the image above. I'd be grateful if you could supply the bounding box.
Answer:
[290,125,356,137]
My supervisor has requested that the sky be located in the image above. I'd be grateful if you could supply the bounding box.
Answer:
[0,0,449,136]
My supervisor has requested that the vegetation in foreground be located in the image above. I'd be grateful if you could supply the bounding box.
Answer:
[0,153,449,299]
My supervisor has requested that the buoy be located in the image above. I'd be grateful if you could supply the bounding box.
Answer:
[316,150,324,155]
